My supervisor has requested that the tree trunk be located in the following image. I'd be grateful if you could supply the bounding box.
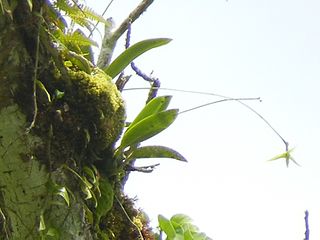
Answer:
[0,1,152,239]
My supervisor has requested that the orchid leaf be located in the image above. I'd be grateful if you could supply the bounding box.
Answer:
[129,145,187,162]
[104,38,172,78]
[119,109,178,150]
[128,95,172,130]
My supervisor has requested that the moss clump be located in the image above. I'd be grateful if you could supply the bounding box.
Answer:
[100,195,156,240]
[64,68,125,152]
[36,67,126,169]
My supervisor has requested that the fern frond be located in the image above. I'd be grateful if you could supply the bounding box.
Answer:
[53,0,108,32]
[82,6,108,25]
[66,30,98,48]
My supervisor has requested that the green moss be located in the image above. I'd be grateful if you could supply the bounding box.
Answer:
[65,68,125,152]
[100,195,156,240]
[40,67,126,170]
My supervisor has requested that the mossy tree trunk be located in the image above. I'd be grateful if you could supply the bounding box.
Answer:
[0,1,152,239]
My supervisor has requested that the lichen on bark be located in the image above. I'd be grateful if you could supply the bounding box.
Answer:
[0,105,48,239]
[0,1,156,239]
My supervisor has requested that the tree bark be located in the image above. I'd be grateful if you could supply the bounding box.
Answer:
[0,1,152,239]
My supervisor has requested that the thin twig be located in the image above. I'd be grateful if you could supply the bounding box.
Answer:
[304,210,309,240]
[179,97,261,114]
[112,0,154,44]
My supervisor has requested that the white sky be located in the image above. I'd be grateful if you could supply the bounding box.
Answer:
[91,0,320,239]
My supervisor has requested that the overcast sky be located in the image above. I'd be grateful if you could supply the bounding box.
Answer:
[91,1,320,239]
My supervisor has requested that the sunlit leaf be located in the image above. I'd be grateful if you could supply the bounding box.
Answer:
[129,145,187,162]
[192,232,212,240]
[128,95,172,130]
[39,213,46,231]
[56,186,70,207]
[158,215,176,239]
[46,179,70,207]
[184,229,194,240]
[171,214,194,229]
[27,0,32,11]
[36,80,51,103]
[104,38,172,78]
[120,109,179,150]
[54,89,64,99]
[83,166,96,185]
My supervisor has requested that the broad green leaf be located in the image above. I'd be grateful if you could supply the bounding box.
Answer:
[158,215,176,239]
[120,109,179,149]
[96,179,114,222]
[171,214,194,230]
[192,232,212,240]
[104,38,172,78]
[184,229,194,240]
[128,95,172,130]
[128,145,187,162]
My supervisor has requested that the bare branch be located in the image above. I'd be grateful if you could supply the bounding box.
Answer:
[97,0,154,68]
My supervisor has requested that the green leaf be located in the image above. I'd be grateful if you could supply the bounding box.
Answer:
[104,38,172,78]
[129,145,187,162]
[192,232,212,240]
[158,215,176,239]
[83,166,97,184]
[81,176,95,201]
[83,204,94,225]
[27,0,32,11]
[128,95,172,130]
[54,89,64,99]
[96,179,114,222]
[65,50,92,74]
[120,109,179,150]
[46,179,70,207]
[36,80,51,103]
[184,229,195,240]
[56,186,70,207]
[39,213,46,231]
[171,214,194,230]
